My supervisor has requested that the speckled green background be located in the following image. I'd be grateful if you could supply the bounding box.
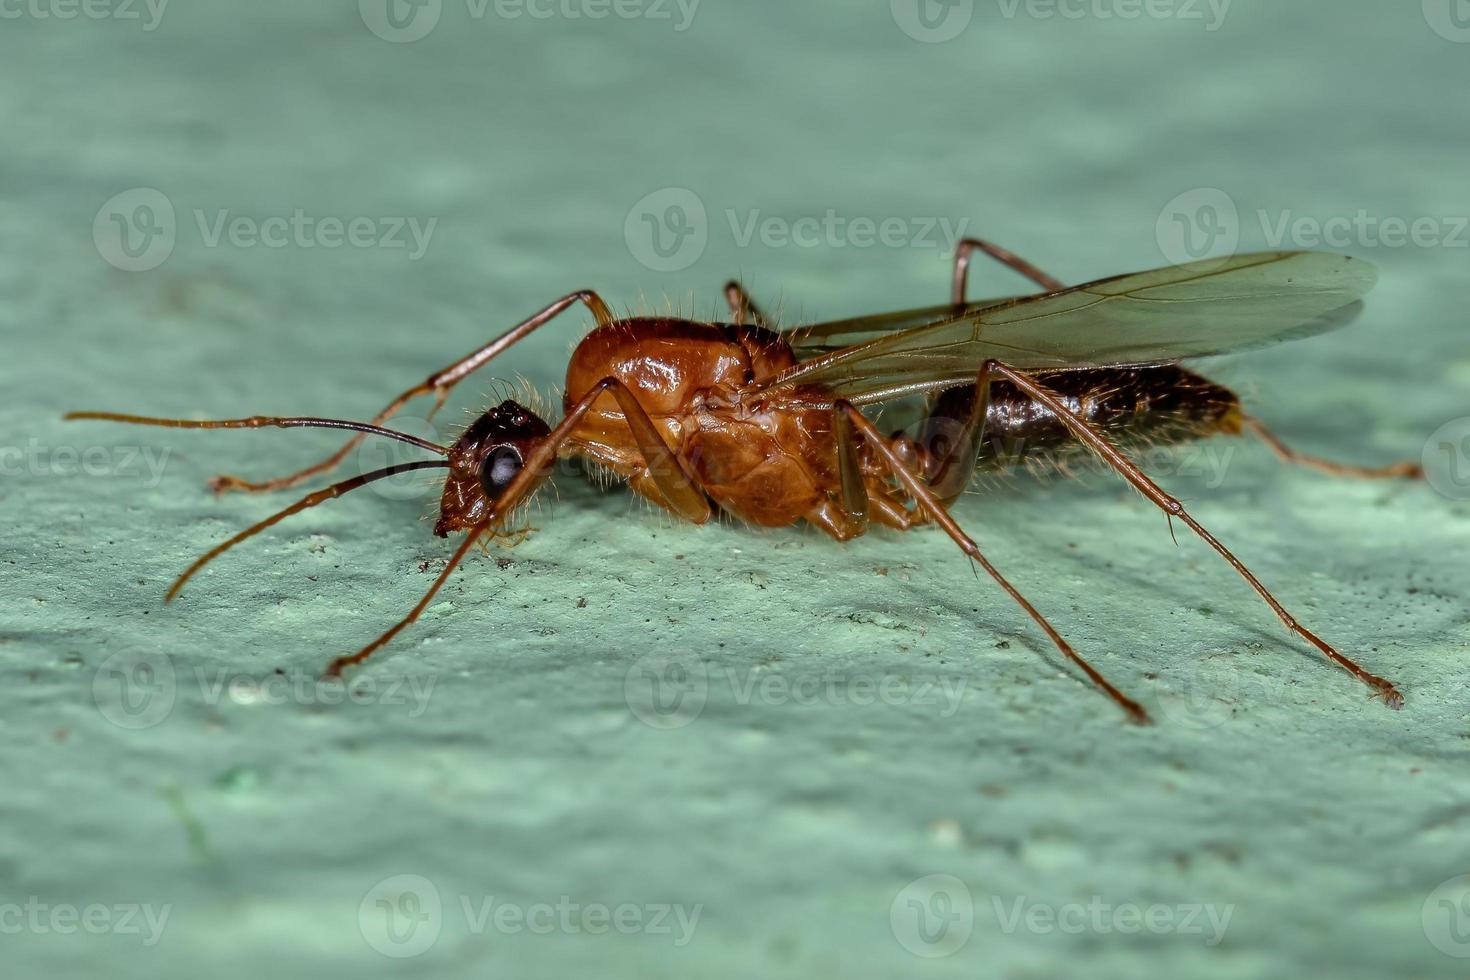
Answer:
[6,1,1470,977]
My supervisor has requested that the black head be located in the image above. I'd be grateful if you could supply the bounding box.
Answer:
[435,400,552,536]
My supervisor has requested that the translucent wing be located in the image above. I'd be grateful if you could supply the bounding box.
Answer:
[783,296,1023,356]
[759,252,1376,406]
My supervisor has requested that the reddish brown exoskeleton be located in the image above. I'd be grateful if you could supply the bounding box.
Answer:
[68,241,1423,723]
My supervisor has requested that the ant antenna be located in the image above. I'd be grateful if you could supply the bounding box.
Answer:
[64,412,450,456]
[164,459,451,600]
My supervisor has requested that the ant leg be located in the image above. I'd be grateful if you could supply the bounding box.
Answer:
[596,380,713,524]
[906,365,995,503]
[809,408,872,540]
[1241,415,1423,480]
[324,526,484,678]
[212,290,615,495]
[325,375,709,677]
[984,360,1404,708]
[724,280,770,328]
[886,361,996,506]
[487,374,708,530]
[833,407,870,529]
[840,401,1150,724]
[926,241,1063,471]
[951,238,1065,305]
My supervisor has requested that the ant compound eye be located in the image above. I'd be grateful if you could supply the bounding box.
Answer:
[479,445,524,495]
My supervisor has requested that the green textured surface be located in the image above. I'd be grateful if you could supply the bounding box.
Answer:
[6,1,1470,977]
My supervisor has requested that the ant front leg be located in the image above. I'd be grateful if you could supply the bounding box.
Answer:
[591,379,713,524]
[324,375,709,677]
[211,290,615,495]
[724,279,770,328]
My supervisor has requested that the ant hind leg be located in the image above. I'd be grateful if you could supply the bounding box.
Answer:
[840,400,1150,724]
[1241,415,1423,480]
[984,360,1405,708]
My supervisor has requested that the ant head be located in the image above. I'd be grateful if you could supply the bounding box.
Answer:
[435,400,552,537]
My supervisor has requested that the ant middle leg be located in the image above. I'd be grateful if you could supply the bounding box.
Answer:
[951,237,1066,305]
[211,290,614,495]
[809,407,875,540]
[899,365,996,504]
[925,239,1064,471]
